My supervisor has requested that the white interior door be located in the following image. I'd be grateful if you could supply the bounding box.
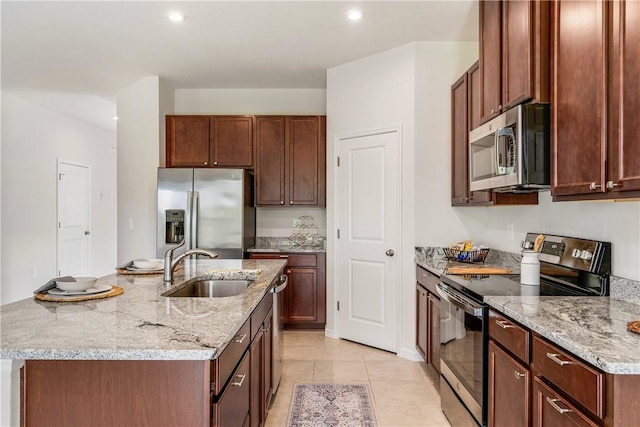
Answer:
[57,161,91,277]
[336,129,400,352]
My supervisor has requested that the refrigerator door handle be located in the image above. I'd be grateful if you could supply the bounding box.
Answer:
[192,191,199,249]
[185,191,193,251]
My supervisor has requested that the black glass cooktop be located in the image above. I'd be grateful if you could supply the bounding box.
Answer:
[440,273,596,303]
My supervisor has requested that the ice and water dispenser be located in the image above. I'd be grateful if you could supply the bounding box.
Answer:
[165,209,184,243]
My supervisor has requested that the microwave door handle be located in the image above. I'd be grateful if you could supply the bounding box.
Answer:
[495,130,502,175]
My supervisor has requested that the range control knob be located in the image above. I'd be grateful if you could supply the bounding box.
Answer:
[572,249,581,258]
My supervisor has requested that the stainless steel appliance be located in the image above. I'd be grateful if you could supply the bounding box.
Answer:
[469,103,550,192]
[439,233,611,427]
[156,168,255,258]
[271,274,288,395]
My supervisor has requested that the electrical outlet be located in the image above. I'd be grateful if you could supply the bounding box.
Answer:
[128,218,134,231]
[507,224,515,241]
[31,268,37,278]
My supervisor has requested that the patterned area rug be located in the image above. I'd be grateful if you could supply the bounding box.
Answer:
[287,383,377,427]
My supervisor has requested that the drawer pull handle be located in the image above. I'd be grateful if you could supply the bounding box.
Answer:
[231,374,246,387]
[233,333,247,344]
[495,320,514,329]
[546,352,574,366]
[546,397,573,414]
[514,370,525,380]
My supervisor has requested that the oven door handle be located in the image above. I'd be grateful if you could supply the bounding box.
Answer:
[436,283,485,317]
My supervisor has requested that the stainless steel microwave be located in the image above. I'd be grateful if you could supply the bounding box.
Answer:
[469,103,550,192]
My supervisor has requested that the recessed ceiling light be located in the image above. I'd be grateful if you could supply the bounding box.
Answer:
[347,9,363,21]
[167,11,186,22]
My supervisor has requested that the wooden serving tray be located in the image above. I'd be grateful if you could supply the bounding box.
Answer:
[35,286,124,302]
[116,267,164,275]
[628,320,640,335]
[446,266,512,275]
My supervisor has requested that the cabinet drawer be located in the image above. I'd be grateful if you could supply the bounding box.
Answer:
[532,335,604,418]
[416,266,439,295]
[286,254,317,268]
[211,318,250,395]
[489,310,530,363]
[251,292,273,340]
[212,351,250,427]
[533,376,599,427]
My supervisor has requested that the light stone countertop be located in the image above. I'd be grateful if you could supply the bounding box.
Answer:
[485,295,640,375]
[248,237,326,254]
[0,259,286,361]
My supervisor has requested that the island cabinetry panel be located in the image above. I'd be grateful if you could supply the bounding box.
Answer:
[250,293,273,427]
[250,253,326,329]
[211,318,250,395]
[479,0,550,124]
[552,0,640,200]
[532,376,598,427]
[415,265,440,374]
[166,115,254,168]
[212,352,250,427]
[22,360,210,427]
[488,309,532,427]
[451,62,537,207]
[255,116,326,207]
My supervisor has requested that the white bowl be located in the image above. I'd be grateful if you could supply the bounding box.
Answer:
[132,258,164,270]
[56,277,98,292]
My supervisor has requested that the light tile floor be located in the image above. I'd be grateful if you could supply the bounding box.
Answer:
[265,330,452,427]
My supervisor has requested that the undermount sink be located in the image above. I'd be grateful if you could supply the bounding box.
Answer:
[162,279,251,298]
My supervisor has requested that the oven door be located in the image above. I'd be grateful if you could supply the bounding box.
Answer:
[437,283,487,427]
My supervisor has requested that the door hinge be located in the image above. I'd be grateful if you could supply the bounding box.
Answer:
[337,157,340,167]
[58,173,64,180]
[337,229,340,239]
[337,301,340,311]
[58,222,61,229]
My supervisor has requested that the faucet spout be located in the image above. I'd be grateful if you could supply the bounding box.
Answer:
[163,241,218,282]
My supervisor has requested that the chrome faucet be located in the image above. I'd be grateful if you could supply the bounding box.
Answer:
[163,240,219,282]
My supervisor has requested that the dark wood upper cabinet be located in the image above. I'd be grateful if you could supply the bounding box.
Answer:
[211,116,254,167]
[552,0,639,200]
[255,116,326,207]
[166,115,254,168]
[255,117,286,205]
[607,0,640,195]
[166,116,211,167]
[479,0,550,125]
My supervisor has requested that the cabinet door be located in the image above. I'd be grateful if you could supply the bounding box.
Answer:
[416,285,428,360]
[262,310,273,419]
[608,0,640,194]
[286,116,326,206]
[532,377,599,427]
[551,0,608,197]
[215,352,251,427]
[428,293,441,375]
[488,341,530,427]
[211,116,254,167]
[166,116,210,167]
[502,0,534,108]
[451,74,470,206]
[249,330,263,427]
[285,267,319,324]
[479,0,503,124]
[255,117,286,205]
[468,62,493,204]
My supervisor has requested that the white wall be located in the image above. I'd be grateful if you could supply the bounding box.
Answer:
[174,88,327,237]
[1,92,117,426]
[326,41,478,360]
[116,76,174,263]
[1,93,117,304]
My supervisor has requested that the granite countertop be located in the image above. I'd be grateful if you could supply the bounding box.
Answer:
[414,246,521,276]
[486,295,640,375]
[248,237,326,253]
[0,259,286,361]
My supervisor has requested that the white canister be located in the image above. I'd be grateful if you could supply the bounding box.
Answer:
[520,250,540,286]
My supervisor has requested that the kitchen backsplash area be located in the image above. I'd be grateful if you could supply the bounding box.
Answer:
[256,207,326,237]
[415,246,640,304]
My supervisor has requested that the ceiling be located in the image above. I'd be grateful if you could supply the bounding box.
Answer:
[1,1,478,131]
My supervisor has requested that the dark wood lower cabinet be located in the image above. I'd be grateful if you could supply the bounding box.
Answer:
[415,266,440,374]
[427,293,440,375]
[488,340,531,427]
[533,377,598,427]
[250,309,273,427]
[416,285,428,360]
[213,352,251,427]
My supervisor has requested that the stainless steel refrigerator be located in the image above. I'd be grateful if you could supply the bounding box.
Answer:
[156,168,255,259]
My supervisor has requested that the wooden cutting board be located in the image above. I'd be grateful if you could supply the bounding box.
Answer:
[446,266,512,275]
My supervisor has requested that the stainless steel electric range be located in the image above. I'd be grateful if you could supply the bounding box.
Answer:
[438,233,611,427]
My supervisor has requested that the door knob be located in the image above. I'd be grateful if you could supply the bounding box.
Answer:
[385,249,395,257]
[84,230,91,235]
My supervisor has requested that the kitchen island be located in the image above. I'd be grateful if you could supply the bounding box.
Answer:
[0,259,286,426]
